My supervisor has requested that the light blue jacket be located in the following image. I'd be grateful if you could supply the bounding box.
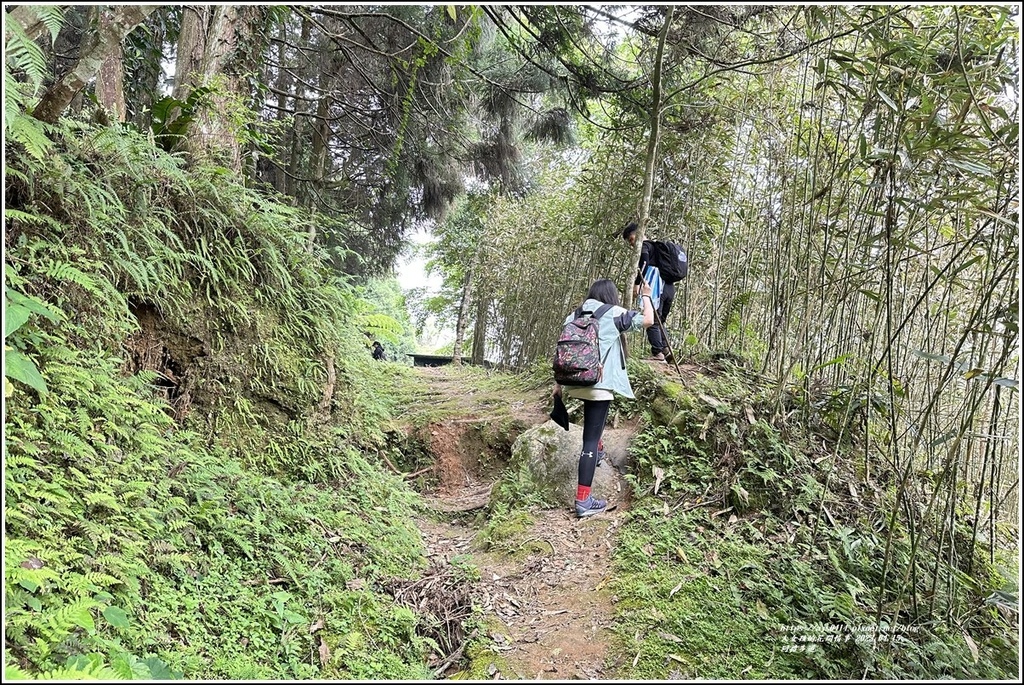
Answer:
[562,298,646,399]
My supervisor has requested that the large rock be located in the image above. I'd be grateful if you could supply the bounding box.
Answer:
[509,420,626,508]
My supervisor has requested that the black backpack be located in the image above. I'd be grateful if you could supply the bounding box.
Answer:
[650,240,688,283]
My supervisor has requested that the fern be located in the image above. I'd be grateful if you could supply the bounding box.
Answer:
[41,261,101,295]
[358,312,405,343]
[3,16,48,92]
[32,5,66,43]
[6,655,125,680]
[5,112,53,160]
[38,598,100,643]
[3,6,64,132]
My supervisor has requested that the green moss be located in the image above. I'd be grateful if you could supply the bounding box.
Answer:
[474,504,535,554]
[451,616,515,679]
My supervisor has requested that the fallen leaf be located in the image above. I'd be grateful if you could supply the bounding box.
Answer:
[658,631,685,643]
[963,632,979,663]
[653,466,665,495]
[318,637,330,666]
[744,406,756,425]
[700,411,714,440]
[667,653,686,663]
[669,582,683,597]
[698,393,724,408]
[728,514,738,524]
[735,485,750,504]
[309,618,324,634]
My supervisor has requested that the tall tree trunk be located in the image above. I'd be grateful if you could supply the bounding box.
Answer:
[452,269,474,365]
[94,10,126,123]
[285,16,312,198]
[272,20,293,193]
[32,5,157,124]
[471,296,488,366]
[627,7,674,291]
[172,5,263,171]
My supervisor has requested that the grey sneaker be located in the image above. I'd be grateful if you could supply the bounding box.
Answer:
[596,449,607,466]
[575,495,608,518]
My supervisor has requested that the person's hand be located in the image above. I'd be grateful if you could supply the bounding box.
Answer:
[639,282,653,298]
[552,383,562,398]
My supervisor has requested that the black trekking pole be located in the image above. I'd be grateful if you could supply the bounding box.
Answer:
[637,269,685,379]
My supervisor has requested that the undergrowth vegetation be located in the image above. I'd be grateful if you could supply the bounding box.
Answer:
[4,120,435,679]
[610,363,1018,680]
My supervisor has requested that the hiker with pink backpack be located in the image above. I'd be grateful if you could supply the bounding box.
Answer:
[551,278,654,518]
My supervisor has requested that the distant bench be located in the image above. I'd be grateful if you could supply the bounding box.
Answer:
[407,354,494,369]
[408,354,454,367]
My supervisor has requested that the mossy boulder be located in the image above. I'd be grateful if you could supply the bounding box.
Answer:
[508,420,623,508]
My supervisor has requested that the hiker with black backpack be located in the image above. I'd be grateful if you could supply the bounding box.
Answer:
[622,221,688,362]
[552,278,654,518]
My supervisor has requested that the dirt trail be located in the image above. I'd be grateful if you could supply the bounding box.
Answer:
[419,427,636,679]
[417,506,625,679]
[402,366,647,679]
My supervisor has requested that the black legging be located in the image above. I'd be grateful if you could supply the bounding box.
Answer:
[578,399,611,488]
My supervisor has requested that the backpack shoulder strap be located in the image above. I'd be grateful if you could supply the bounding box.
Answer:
[577,303,612,319]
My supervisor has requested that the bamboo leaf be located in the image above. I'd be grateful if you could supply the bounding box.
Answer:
[911,349,951,364]
[811,354,851,372]
[876,89,899,112]
[948,158,993,177]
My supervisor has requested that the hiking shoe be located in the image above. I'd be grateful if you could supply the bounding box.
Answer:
[596,449,607,466]
[575,495,608,518]
[649,352,666,362]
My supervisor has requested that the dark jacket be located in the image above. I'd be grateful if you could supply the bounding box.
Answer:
[633,240,656,285]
